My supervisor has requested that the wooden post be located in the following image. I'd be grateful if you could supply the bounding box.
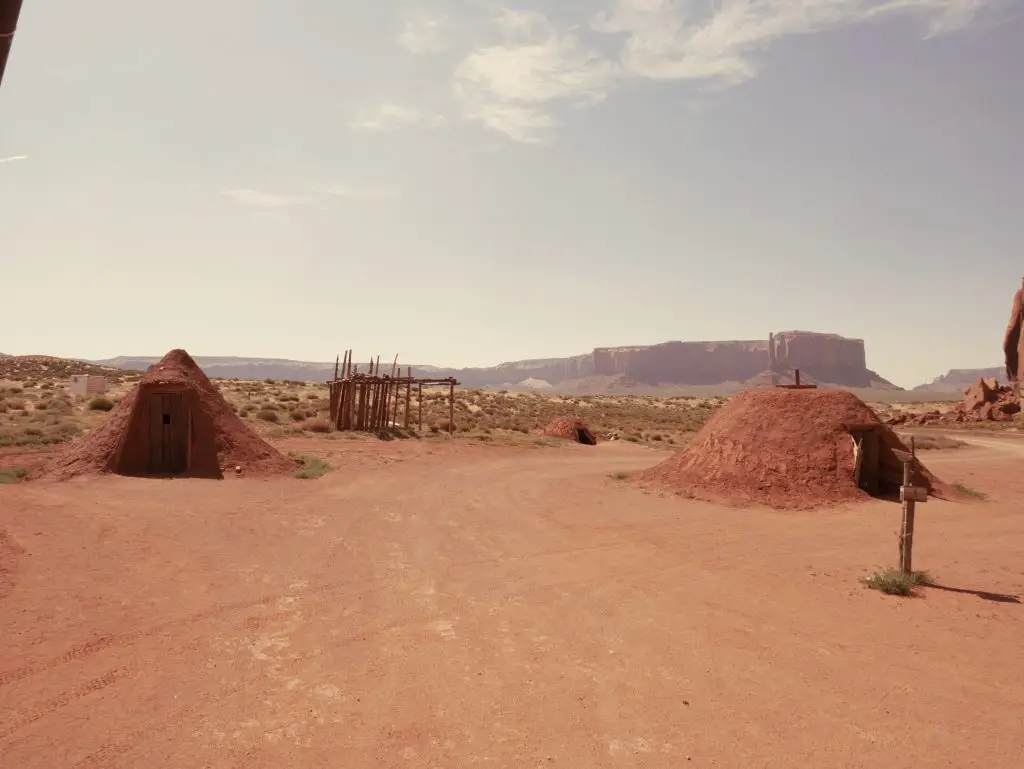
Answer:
[392,375,401,427]
[794,369,801,387]
[448,380,455,436]
[404,367,411,429]
[899,437,917,575]
[418,383,423,431]
[357,378,368,431]
[333,355,340,381]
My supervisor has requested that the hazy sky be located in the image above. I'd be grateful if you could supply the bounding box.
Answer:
[1,0,1021,387]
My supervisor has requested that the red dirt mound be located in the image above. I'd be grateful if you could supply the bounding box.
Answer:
[541,418,598,445]
[641,388,946,510]
[37,349,295,480]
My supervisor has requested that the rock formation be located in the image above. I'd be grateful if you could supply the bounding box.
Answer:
[592,331,888,388]
[1004,285,1023,383]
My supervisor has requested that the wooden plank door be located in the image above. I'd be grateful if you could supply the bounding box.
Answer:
[148,393,188,474]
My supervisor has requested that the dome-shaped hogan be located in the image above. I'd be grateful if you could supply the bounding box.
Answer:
[640,388,948,510]
[38,349,296,480]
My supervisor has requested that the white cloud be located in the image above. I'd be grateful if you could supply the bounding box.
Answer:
[313,184,402,201]
[383,0,997,145]
[398,8,452,54]
[0,155,28,164]
[350,103,447,132]
[220,189,307,208]
[592,0,998,86]
[453,9,617,143]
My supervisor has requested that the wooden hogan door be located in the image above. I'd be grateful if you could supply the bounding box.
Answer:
[148,392,189,475]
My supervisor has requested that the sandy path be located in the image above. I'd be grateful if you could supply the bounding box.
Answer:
[1,439,1023,768]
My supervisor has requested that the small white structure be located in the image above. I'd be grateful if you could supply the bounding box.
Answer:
[69,374,107,397]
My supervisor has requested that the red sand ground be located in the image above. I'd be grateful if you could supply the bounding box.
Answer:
[37,350,294,480]
[1,435,1023,768]
[541,418,598,444]
[642,388,944,510]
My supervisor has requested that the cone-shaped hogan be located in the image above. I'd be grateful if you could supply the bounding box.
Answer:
[542,418,598,445]
[640,388,948,510]
[38,349,295,480]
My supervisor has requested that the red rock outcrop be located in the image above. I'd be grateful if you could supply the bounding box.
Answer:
[886,377,1020,426]
[1004,288,1023,382]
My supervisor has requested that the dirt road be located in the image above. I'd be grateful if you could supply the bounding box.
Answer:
[2,438,1023,768]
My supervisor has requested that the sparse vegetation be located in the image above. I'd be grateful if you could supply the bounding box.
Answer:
[290,453,331,480]
[953,483,986,499]
[88,396,115,412]
[256,408,280,423]
[862,569,934,597]
[0,467,29,484]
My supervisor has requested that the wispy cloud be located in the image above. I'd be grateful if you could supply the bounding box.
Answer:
[377,0,998,145]
[453,9,616,143]
[350,102,447,132]
[592,0,997,86]
[398,7,452,54]
[220,189,308,208]
[0,155,28,164]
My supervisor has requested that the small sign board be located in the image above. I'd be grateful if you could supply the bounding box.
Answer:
[900,485,928,503]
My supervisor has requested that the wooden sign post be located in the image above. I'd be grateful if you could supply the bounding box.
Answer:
[898,437,925,574]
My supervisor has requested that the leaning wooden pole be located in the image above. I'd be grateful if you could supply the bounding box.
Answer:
[448,380,455,436]
[0,0,25,90]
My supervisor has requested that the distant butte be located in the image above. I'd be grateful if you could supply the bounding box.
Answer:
[86,330,897,393]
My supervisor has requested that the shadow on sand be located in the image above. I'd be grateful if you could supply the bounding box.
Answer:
[924,584,1021,604]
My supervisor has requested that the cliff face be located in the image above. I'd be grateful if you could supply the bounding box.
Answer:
[592,331,883,388]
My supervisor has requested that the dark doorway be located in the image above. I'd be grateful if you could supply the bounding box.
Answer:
[148,392,189,474]
[575,428,597,445]
[851,428,880,494]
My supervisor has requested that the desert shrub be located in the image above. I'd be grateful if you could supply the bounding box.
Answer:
[862,569,933,597]
[290,453,330,480]
[290,409,308,422]
[0,467,29,484]
[238,408,250,418]
[23,426,43,437]
[256,408,279,423]
[303,418,331,433]
[88,396,115,411]
[35,400,49,411]
[953,483,986,499]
